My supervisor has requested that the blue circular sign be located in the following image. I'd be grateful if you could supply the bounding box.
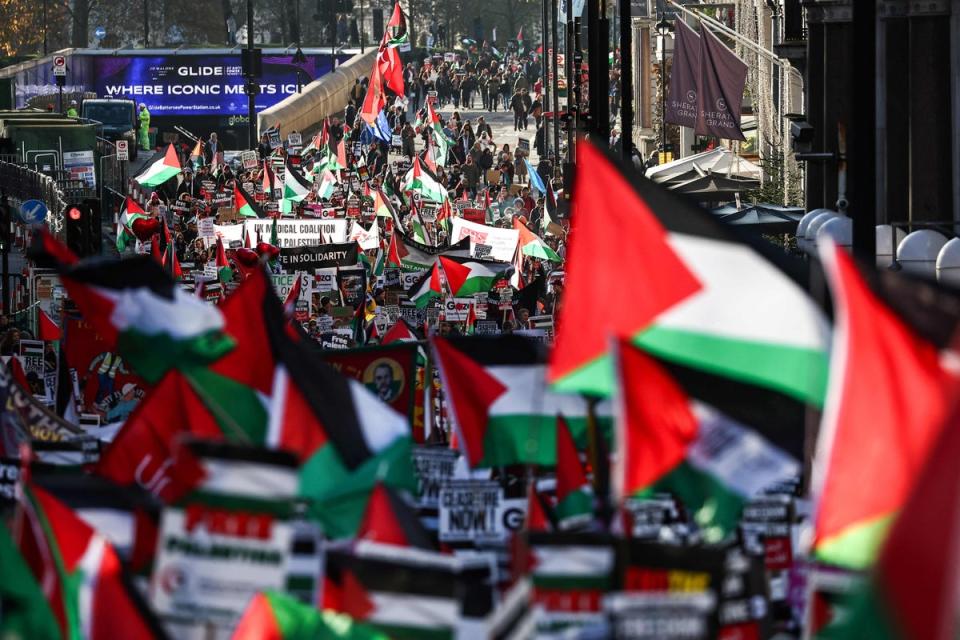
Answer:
[94,26,106,39]
[19,199,48,225]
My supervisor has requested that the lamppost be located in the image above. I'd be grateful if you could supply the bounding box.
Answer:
[656,14,671,155]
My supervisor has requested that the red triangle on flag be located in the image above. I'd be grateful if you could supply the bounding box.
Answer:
[340,568,376,621]
[431,337,507,466]
[356,483,412,547]
[813,242,957,567]
[549,141,702,384]
[615,340,698,499]
[556,415,588,502]
[438,256,470,294]
[38,308,61,341]
[162,143,180,168]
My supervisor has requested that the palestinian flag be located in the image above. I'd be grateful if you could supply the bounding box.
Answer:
[215,237,233,283]
[385,231,406,268]
[325,541,492,639]
[614,339,801,542]
[11,484,165,639]
[317,169,338,200]
[356,483,435,549]
[381,318,419,344]
[134,143,181,187]
[38,308,62,341]
[555,416,593,530]
[236,182,265,218]
[265,293,415,539]
[820,405,960,639]
[407,264,442,308]
[403,158,448,204]
[96,273,279,502]
[439,255,512,296]
[189,139,204,169]
[811,242,960,569]
[425,102,453,167]
[116,197,148,252]
[382,1,409,47]
[262,161,277,194]
[0,523,63,639]
[232,591,388,640]
[464,302,476,335]
[161,236,183,281]
[549,140,830,400]
[514,217,561,262]
[29,230,232,383]
[431,335,613,468]
[284,161,312,203]
[374,188,396,219]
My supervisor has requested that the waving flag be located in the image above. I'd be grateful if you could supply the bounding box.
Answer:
[235,182,265,218]
[30,230,231,383]
[382,2,409,47]
[812,242,960,569]
[438,255,512,296]
[116,197,148,252]
[513,217,561,262]
[550,141,830,400]
[134,144,181,188]
[232,591,387,640]
[403,157,448,203]
[407,263,442,308]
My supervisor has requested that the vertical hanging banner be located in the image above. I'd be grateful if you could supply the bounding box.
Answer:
[695,25,748,141]
[665,20,701,129]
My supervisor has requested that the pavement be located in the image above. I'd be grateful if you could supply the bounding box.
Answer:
[434,102,541,167]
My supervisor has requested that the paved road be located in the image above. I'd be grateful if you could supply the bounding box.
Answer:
[434,102,541,169]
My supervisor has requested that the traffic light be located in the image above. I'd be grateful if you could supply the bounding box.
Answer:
[241,48,263,78]
[63,200,102,258]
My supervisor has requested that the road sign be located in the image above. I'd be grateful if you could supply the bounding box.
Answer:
[19,199,48,225]
[52,55,66,77]
[115,140,129,161]
[94,26,106,39]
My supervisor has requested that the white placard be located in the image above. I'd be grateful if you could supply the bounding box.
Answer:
[449,218,519,263]
[244,219,348,247]
[439,480,504,543]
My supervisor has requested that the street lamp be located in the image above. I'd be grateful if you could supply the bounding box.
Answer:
[656,14,672,155]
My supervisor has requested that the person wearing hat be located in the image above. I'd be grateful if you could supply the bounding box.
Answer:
[138,103,151,151]
[66,100,78,118]
[105,383,140,422]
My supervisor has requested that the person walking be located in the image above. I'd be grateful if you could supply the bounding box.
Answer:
[510,89,527,132]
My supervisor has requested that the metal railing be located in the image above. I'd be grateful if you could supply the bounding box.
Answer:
[0,160,69,236]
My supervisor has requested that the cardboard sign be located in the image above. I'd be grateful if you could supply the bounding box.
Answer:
[198,217,215,239]
[150,497,317,629]
[270,273,311,303]
[449,218,520,263]
[18,340,46,396]
[517,137,530,151]
[241,150,259,170]
[287,132,303,148]
[268,128,283,149]
[439,480,504,543]
[474,320,499,335]
[443,297,474,322]
[412,447,459,508]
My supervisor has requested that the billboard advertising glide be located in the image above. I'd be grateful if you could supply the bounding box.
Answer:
[92,55,332,116]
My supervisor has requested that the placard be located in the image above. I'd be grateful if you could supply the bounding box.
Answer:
[337,267,367,308]
[197,217,215,239]
[150,498,312,628]
[270,273,311,302]
[241,150,259,170]
[412,447,459,507]
[18,339,46,396]
[443,297,474,322]
[244,219,348,247]
[287,132,303,148]
[278,243,359,271]
[449,218,520,263]
[439,480,503,543]
[517,137,530,151]
[473,320,499,335]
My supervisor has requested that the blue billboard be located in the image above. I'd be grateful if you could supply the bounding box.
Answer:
[92,54,341,116]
